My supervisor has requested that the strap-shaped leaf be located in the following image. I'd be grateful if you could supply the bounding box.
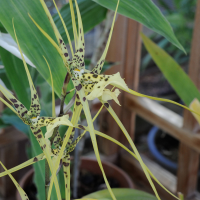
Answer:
[92,0,119,74]
[93,0,184,52]
[0,161,29,200]
[141,33,200,106]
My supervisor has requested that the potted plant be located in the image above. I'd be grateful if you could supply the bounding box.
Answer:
[0,0,193,199]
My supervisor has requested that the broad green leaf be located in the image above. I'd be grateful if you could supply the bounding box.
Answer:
[93,0,184,52]
[54,0,107,44]
[0,47,30,108]
[84,188,157,200]
[141,33,200,106]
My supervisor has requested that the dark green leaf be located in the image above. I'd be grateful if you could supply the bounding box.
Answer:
[93,0,184,52]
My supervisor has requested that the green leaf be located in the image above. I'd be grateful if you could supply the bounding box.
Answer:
[54,0,107,43]
[0,21,7,33]
[0,0,72,103]
[0,47,30,108]
[141,33,200,106]
[93,0,184,52]
[84,188,157,200]
[0,68,12,91]
[1,108,29,134]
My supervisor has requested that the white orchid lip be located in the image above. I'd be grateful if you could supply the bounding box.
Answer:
[73,68,84,78]
[31,116,39,124]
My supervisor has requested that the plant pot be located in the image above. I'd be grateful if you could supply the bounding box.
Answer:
[16,157,134,200]
[147,126,178,171]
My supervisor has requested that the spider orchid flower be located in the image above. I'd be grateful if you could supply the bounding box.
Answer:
[27,0,200,199]
[1,0,198,199]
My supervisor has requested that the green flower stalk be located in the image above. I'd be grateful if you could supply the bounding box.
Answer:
[0,0,200,200]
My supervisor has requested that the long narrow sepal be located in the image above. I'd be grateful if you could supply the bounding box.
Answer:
[52,0,74,57]
[0,84,28,119]
[92,129,180,200]
[72,82,117,200]
[47,102,82,200]
[0,96,18,115]
[72,0,85,70]
[39,0,71,62]
[69,0,78,50]
[128,89,200,117]
[92,0,120,74]
[0,153,44,178]
[101,101,161,200]
[30,126,62,200]
[28,14,71,73]
[63,155,71,200]
[43,56,56,117]
[0,161,29,200]
[13,20,41,118]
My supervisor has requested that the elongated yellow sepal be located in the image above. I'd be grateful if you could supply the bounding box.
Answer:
[0,97,18,115]
[0,153,44,178]
[0,161,29,200]
[92,0,120,74]
[47,104,82,200]
[69,0,78,49]
[52,0,74,56]
[128,89,200,118]
[101,101,160,200]
[13,19,41,117]
[43,56,56,117]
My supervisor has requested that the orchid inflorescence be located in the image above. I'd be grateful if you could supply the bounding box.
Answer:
[0,0,199,200]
